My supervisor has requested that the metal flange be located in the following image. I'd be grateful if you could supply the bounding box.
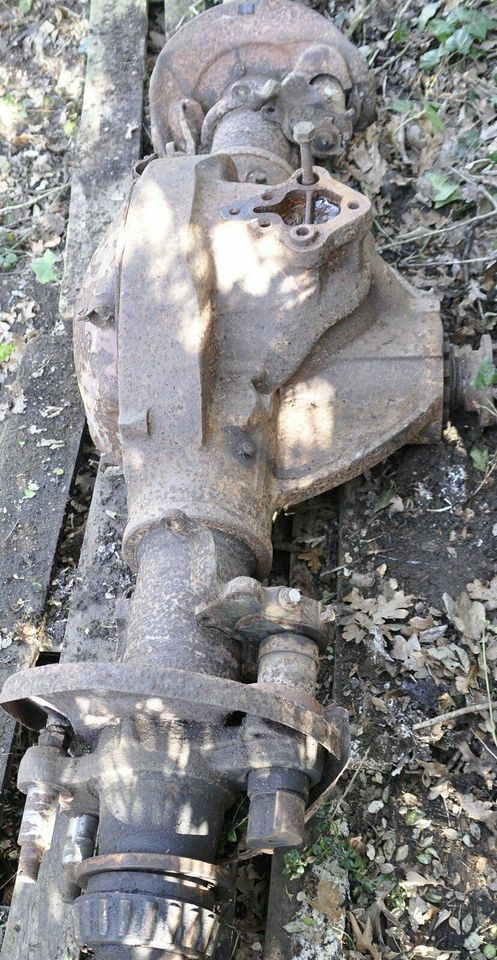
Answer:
[0,662,344,758]
[196,576,335,650]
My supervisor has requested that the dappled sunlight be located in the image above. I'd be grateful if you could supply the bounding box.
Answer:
[126,448,145,470]
[279,268,317,307]
[278,376,335,462]
[176,800,209,836]
[212,219,286,298]
[164,729,191,772]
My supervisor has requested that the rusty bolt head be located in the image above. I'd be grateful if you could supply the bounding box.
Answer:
[247,789,306,850]
[39,723,67,750]
[292,120,315,145]
[232,82,249,100]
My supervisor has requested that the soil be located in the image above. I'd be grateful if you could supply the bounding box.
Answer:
[352,419,497,606]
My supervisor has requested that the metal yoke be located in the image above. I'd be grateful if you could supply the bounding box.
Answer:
[0,2,448,959]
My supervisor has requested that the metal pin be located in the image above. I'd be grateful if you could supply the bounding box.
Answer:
[293,121,316,187]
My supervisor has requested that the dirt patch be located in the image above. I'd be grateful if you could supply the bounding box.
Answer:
[352,419,497,606]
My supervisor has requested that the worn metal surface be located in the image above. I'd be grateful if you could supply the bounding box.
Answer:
[149,0,375,160]
[447,333,496,427]
[76,153,442,575]
[0,663,345,758]
[197,578,335,648]
[1,1,448,957]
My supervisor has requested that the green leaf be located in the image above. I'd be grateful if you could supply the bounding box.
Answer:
[424,102,445,132]
[405,809,419,825]
[393,22,410,43]
[445,24,475,55]
[420,46,446,70]
[373,488,393,513]
[417,851,432,864]
[427,17,453,42]
[427,172,462,208]
[461,8,496,40]
[23,481,39,499]
[31,249,58,285]
[53,467,65,477]
[470,447,489,473]
[473,357,497,390]
[457,128,481,154]
[418,0,443,30]
[425,890,444,904]
[483,947,497,960]
[0,343,14,363]
[18,0,32,13]
[388,98,415,114]
[0,249,18,272]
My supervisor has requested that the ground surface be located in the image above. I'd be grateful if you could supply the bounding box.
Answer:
[1,0,496,957]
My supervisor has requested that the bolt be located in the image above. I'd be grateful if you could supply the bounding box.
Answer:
[39,720,68,750]
[241,438,256,459]
[232,83,249,100]
[61,814,99,903]
[314,135,333,153]
[246,768,308,850]
[278,587,301,610]
[258,633,319,694]
[18,842,42,884]
[292,121,316,186]
[247,789,306,849]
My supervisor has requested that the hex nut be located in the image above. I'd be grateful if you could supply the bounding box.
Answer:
[246,789,306,849]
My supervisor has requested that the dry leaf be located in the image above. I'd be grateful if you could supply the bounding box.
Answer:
[443,592,486,641]
[456,792,497,833]
[298,547,324,574]
[391,634,425,672]
[403,870,441,888]
[309,878,344,924]
[372,591,412,624]
[347,912,382,960]
[467,576,497,611]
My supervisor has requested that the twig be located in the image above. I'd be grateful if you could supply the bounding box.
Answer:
[472,730,497,764]
[1,183,69,215]
[448,165,497,211]
[401,253,497,268]
[380,208,497,250]
[347,0,375,39]
[470,455,497,499]
[329,747,371,817]
[413,700,497,730]
[481,636,497,749]
[0,871,17,893]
